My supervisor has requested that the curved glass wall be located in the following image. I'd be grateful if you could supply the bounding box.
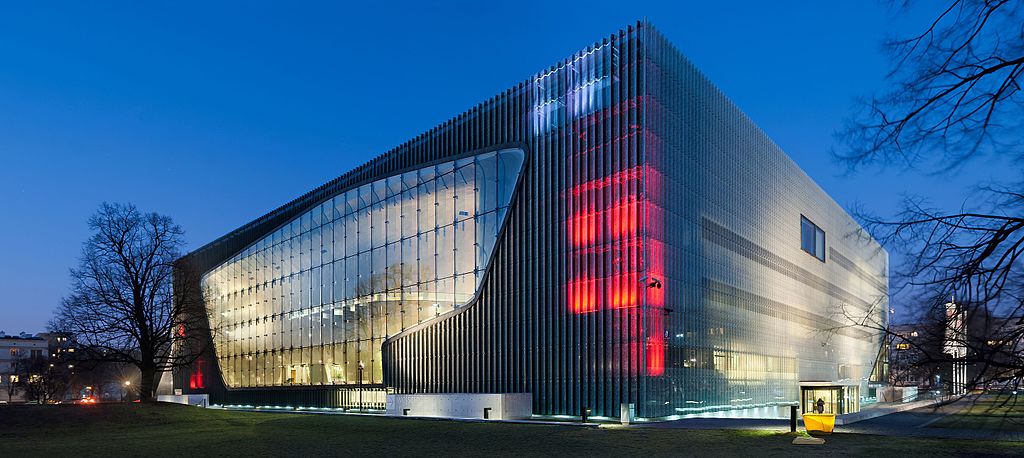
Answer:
[203,148,525,388]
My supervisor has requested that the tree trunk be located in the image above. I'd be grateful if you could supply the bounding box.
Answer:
[139,364,157,402]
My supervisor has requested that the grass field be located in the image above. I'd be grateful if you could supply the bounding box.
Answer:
[930,396,1024,432]
[2,403,1022,457]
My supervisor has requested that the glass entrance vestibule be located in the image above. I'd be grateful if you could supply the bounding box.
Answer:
[799,382,860,415]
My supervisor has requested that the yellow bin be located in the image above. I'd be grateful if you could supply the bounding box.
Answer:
[802,414,836,434]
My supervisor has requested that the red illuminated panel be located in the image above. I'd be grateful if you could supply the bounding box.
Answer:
[560,93,670,380]
[643,157,666,377]
[568,212,599,246]
[646,336,666,376]
[189,358,205,390]
[563,99,669,378]
[608,199,639,239]
[642,252,667,375]
[566,168,664,246]
[607,272,640,309]
[646,305,666,376]
[567,197,645,248]
[568,279,599,314]
[568,166,645,197]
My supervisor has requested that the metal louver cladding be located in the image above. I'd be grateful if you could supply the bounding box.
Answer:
[201,148,525,389]
[382,23,654,418]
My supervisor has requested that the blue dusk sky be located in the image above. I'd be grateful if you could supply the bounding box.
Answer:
[0,2,1007,332]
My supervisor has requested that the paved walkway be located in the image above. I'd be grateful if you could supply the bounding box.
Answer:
[638,401,1024,442]
[210,399,1024,441]
[844,402,1024,442]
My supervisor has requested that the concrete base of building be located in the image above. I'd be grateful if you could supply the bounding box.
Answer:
[385,393,532,421]
[878,386,919,403]
[157,394,210,407]
[671,404,793,420]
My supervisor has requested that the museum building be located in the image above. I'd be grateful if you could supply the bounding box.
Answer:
[173,21,889,420]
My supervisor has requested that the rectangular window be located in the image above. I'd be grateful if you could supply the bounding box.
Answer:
[800,215,826,262]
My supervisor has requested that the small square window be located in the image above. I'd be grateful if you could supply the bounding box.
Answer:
[800,215,826,262]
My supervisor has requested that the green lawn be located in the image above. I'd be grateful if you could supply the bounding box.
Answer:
[930,396,1024,432]
[1,403,1022,457]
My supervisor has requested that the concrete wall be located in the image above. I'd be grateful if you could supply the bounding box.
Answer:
[157,394,210,407]
[879,386,918,403]
[385,393,532,420]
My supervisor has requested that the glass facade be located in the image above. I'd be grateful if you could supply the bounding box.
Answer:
[202,148,525,388]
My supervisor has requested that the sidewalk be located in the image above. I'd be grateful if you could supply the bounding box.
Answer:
[836,398,940,425]
[638,400,939,430]
[843,400,1024,442]
[639,400,1024,442]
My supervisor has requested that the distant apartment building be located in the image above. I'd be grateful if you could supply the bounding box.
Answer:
[37,332,76,359]
[967,311,1023,391]
[1,332,49,402]
[889,325,936,389]
[887,301,1024,396]
[1,332,48,368]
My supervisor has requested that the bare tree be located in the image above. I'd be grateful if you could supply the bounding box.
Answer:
[3,372,17,402]
[11,355,71,403]
[15,356,48,403]
[51,203,210,401]
[838,0,1023,170]
[837,1,1024,399]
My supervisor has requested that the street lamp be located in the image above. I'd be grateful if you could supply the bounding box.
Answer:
[357,361,365,412]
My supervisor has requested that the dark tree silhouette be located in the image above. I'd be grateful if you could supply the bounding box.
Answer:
[51,203,210,401]
[837,1,1024,400]
[3,370,17,402]
[11,355,72,403]
[839,0,1023,169]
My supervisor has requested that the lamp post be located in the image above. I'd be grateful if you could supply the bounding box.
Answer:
[358,361,365,412]
[46,363,55,404]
